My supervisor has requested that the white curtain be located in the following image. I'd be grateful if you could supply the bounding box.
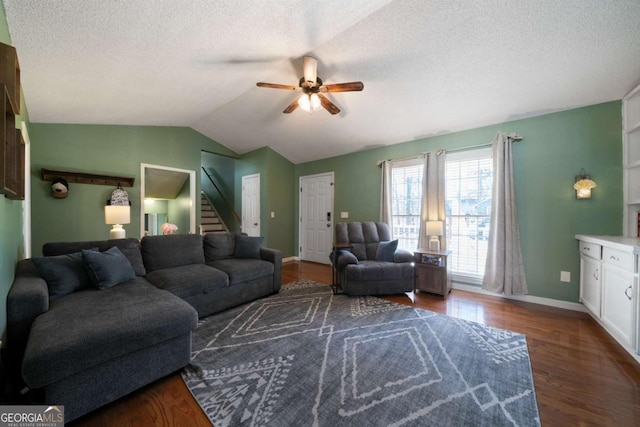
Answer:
[417,150,446,249]
[482,132,528,295]
[380,160,393,234]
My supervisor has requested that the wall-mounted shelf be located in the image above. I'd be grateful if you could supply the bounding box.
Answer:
[41,168,135,187]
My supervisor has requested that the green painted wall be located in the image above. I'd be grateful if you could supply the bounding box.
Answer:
[295,101,622,302]
[167,180,190,234]
[29,124,236,255]
[236,147,296,256]
[0,4,28,342]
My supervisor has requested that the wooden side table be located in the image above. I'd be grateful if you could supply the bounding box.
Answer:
[414,249,451,297]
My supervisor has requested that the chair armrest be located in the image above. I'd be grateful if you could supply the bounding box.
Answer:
[394,249,414,263]
[336,250,358,269]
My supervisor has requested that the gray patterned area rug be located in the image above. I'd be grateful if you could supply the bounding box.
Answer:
[182,280,540,426]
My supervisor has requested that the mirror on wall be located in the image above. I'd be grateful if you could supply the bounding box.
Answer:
[140,163,196,237]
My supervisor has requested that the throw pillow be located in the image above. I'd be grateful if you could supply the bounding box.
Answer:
[32,251,93,301]
[234,234,264,259]
[82,246,136,289]
[375,240,398,262]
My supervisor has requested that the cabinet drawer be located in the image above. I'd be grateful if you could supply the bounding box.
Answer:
[603,247,635,272]
[579,241,601,259]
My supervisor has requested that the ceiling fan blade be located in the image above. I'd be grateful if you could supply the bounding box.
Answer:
[283,98,299,114]
[302,56,318,85]
[320,81,364,93]
[256,82,300,91]
[317,93,340,115]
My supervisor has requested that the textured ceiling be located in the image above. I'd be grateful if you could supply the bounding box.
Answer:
[4,0,640,164]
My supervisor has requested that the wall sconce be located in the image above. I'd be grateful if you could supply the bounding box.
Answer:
[573,169,597,199]
[105,205,130,239]
[426,220,444,251]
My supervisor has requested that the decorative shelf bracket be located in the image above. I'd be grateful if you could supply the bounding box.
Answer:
[41,168,135,187]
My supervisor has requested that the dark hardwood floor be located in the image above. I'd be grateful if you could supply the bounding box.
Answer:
[70,261,640,426]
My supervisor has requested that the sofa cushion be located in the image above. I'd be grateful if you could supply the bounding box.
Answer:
[207,259,274,285]
[203,233,236,261]
[344,260,415,282]
[22,278,198,388]
[145,264,229,298]
[42,238,146,277]
[375,240,398,262]
[234,234,264,259]
[32,252,94,301]
[82,246,136,289]
[141,234,205,273]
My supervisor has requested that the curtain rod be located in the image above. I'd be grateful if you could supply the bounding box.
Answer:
[377,133,523,166]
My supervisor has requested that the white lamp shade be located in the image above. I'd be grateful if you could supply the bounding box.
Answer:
[426,220,443,236]
[105,205,130,225]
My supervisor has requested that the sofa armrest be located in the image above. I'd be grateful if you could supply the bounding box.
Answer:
[7,260,49,386]
[8,260,49,325]
[260,247,282,291]
[394,249,414,263]
[336,250,358,270]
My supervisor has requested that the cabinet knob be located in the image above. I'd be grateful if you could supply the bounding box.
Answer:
[624,285,633,301]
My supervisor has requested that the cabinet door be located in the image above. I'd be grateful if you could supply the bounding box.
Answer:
[601,265,636,348]
[580,256,601,317]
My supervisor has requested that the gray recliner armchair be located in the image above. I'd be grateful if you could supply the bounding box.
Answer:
[334,221,415,296]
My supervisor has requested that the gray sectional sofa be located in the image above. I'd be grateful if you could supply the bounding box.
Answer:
[6,233,282,422]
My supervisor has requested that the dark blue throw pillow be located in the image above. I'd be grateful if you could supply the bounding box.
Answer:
[375,240,398,262]
[234,234,264,259]
[32,251,93,301]
[82,246,136,289]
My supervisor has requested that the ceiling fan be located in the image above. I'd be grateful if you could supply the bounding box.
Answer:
[256,56,364,115]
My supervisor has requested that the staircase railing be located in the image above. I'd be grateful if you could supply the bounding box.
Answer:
[201,167,241,224]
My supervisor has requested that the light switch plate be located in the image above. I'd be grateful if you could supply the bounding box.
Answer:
[560,271,571,282]
[340,212,349,219]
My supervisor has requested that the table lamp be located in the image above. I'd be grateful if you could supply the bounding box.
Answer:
[105,205,130,239]
[426,220,443,251]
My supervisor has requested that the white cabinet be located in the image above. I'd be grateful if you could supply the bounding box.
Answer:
[580,254,601,316]
[623,82,640,237]
[601,264,636,348]
[576,235,640,361]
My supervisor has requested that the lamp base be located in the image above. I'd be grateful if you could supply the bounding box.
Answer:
[109,224,126,240]
[428,236,440,251]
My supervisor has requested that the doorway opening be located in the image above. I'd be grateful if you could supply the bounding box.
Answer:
[140,163,196,237]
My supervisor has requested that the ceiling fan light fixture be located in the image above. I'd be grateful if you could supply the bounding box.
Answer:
[298,93,321,113]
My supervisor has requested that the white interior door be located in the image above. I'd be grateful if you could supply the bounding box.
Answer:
[299,172,334,264]
[242,173,260,236]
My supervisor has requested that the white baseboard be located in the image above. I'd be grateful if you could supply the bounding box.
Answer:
[282,256,299,263]
[453,282,588,313]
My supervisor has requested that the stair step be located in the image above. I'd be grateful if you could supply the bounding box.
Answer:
[201,218,221,224]
[201,224,225,232]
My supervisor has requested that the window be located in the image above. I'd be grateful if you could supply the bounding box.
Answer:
[445,147,492,282]
[390,159,423,251]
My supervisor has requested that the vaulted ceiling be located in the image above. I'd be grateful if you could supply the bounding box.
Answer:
[4,0,640,164]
